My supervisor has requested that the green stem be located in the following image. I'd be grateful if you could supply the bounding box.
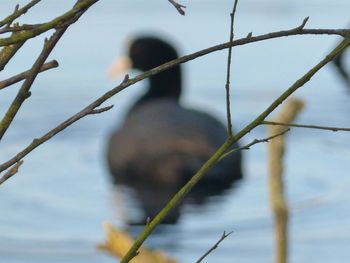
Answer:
[120,140,232,263]
[120,37,350,262]
[0,0,98,47]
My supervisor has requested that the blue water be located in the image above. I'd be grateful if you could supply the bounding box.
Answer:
[0,1,349,262]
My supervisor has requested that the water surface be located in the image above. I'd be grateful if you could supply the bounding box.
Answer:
[0,1,349,262]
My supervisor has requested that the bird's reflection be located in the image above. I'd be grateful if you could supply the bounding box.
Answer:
[111,178,241,225]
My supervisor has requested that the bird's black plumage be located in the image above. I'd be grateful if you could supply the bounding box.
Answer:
[107,36,242,223]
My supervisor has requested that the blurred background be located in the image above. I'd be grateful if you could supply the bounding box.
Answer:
[0,0,349,262]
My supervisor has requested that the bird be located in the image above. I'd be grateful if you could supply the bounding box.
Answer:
[107,36,242,224]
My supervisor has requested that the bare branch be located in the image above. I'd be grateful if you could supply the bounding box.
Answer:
[168,0,186,15]
[262,120,350,132]
[0,40,25,71]
[0,0,41,28]
[120,35,350,263]
[0,76,130,175]
[295,16,309,30]
[224,0,239,137]
[89,105,114,114]
[0,60,59,90]
[0,160,23,185]
[0,23,45,34]
[0,25,348,179]
[0,0,99,47]
[0,1,92,141]
[196,231,233,263]
[219,129,290,161]
[0,28,68,141]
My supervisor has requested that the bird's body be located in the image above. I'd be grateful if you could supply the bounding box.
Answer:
[107,36,242,223]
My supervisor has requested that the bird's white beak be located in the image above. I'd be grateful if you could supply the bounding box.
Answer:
[107,56,132,79]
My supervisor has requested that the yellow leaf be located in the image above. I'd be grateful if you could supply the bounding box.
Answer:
[99,222,178,263]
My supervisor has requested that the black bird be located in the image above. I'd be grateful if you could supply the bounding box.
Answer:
[107,36,242,223]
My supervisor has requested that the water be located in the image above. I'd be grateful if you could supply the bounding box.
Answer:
[0,1,349,262]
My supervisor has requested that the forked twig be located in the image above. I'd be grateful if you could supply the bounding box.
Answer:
[120,36,350,263]
[0,28,68,141]
[0,0,98,47]
[0,40,25,71]
[0,160,23,185]
[168,0,186,15]
[196,231,233,263]
[0,23,349,181]
[0,1,92,141]
[0,0,41,28]
[0,60,58,90]
[219,128,290,161]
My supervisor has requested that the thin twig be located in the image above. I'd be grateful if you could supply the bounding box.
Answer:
[0,105,112,184]
[0,3,90,141]
[0,26,348,178]
[0,0,98,47]
[90,105,114,114]
[0,24,347,260]
[219,128,290,161]
[0,0,41,28]
[0,23,45,34]
[0,60,58,90]
[262,120,350,132]
[119,36,350,263]
[0,40,25,71]
[0,28,68,141]
[196,231,233,263]
[0,76,126,178]
[225,0,239,137]
[167,0,186,15]
[0,160,23,185]
[295,16,309,30]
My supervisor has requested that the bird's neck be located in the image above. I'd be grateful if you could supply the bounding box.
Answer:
[138,66,182,104]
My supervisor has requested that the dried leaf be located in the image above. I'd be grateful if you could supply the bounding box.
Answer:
[99,222,178,263]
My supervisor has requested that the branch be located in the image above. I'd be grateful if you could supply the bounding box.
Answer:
[0,77,128,177]
[120,36,350,263]
[262,120,350,132]
[89,105,114,114]
[0,160,23,185]
[0,22,347,260]
[196,231,233,263]
[219,128,290,161]
[167,0,186,16]
[0,25,348,175]
[295,16,309,30]
[0,40,25,71]
[0,1,92,140]
[0,23,45,34]
[225,0,239,137]
[0,0,41,28]
[0,0,98,47]
[0,28,68,141]
[226,37,350,147]
[0,60,58,90]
